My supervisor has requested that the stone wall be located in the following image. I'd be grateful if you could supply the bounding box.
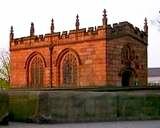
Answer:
[10,27,107,88]
[107,36,147,86]
[8,90,160,123]
[0,91,9,125]
[9,91,39,122]
[10,20,148,89]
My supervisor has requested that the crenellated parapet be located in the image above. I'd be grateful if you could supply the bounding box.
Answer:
[107,21,148,44]
[10,9,148,51]
[10,25,108,51]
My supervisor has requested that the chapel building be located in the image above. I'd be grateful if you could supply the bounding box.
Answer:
[9,9,148,88]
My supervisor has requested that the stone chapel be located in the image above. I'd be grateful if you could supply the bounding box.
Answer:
[9,9,148,88]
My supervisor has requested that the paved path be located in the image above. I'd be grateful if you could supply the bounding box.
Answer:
[1,120,160,128]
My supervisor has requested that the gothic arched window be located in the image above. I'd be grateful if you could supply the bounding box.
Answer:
[121,45,130,61]
[61,53,78,87]
[121,45,135,66]
[30,56,44,88]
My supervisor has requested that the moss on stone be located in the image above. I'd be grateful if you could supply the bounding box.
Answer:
[9,91,39,122]
[8,90,160,123]
[0,91,8,125]
[118,92,160,120]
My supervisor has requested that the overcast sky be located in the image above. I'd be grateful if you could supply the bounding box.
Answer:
[0,0,159,67]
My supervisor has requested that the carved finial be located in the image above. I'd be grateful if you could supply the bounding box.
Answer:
[10,26,14,40]
[30,22,35,36]
[102,9,107,27]
[51,18,54,34]
[144,17,148,34]
[75,14,80,30]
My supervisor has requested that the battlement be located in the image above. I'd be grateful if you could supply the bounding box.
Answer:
[107,21,147,44]
[9,11,148,51]
[10,25,107,50]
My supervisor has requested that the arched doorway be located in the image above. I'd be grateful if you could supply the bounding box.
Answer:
[120,44,136,87]
[30,56,44,88]
[60,52,78,87]
[122,70,133,87]
[121,68,135,87]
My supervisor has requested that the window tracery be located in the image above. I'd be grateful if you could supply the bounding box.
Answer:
[30,56,43,87]
[121,45,135,67]
[61,53,78,87]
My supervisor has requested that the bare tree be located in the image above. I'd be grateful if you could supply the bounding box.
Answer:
[151,11,160,30]
[0,50,10,89]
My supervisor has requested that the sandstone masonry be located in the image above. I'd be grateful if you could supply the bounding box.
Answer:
[9,9,148,88]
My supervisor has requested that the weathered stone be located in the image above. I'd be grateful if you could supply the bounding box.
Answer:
[118,92,160,120]
[9,91,39,122]
[8,90,160,123]
[0,91,9,125]
[10,14,147,89]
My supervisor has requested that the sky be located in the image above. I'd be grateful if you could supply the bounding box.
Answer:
[0,0,159,67]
